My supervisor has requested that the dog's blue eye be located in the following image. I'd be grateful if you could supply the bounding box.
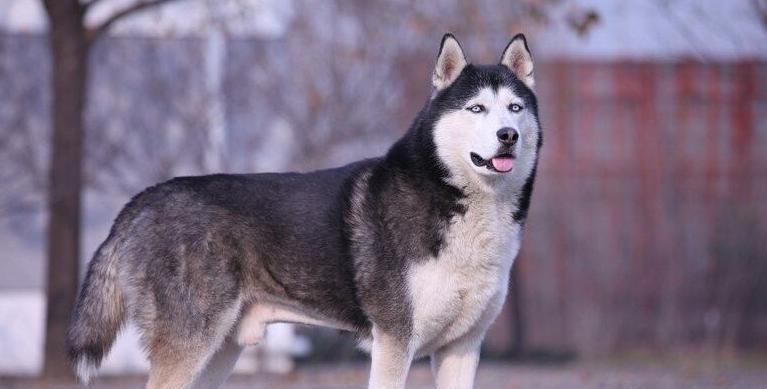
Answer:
[467,104,485,113]
[509,103,523,112]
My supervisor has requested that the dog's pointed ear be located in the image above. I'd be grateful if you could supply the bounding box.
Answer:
[500,34,535,89]
[432,33,467,90]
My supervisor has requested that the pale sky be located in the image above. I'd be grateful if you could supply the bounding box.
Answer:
[1,0,294,38]
[2,0,766,60]
[536,0,767,60]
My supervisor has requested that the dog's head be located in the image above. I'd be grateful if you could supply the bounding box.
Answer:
[427,34,541,190]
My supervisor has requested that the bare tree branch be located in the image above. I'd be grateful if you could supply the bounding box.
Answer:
[79,0,103,11]
[85,0,185,43]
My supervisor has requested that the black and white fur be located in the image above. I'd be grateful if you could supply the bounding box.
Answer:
[67,33,542,389]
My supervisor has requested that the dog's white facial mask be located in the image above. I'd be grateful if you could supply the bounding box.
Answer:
[429,34,538,189]
[433,87,537,178]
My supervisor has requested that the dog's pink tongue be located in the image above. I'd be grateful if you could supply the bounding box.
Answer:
[491,157,514,172]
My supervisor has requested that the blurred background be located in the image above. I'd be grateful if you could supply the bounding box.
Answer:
[1,0,766,387]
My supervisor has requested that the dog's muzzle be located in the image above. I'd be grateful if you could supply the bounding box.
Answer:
[470,152,515,173]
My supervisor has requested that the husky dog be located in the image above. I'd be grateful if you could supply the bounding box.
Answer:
[67,33,542,389]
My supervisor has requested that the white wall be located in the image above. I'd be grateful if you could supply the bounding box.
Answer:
[0,290,309,375]
[0,291,44,375]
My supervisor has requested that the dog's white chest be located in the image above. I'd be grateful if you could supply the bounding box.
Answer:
[407,200,521,355]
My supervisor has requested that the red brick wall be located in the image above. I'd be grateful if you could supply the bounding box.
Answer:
[487,61,767,357]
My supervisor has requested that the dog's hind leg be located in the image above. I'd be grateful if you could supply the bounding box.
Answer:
[145,345,213,389]
[145,325,238,389]
[189,337,243,389]
[143,298,243,389]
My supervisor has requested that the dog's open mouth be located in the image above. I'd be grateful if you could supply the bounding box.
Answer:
[470,152,515,173]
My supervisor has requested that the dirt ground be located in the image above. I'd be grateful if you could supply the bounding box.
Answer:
[3,360,767,389]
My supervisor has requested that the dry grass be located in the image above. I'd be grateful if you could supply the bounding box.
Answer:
[3,359,767,389]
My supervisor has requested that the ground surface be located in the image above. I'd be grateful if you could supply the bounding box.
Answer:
[3,359,767,389]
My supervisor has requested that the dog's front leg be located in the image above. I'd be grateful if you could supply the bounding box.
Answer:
[368,327,413,389]
[431,336,482,389]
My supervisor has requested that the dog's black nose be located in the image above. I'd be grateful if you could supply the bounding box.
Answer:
[496,127,519,146]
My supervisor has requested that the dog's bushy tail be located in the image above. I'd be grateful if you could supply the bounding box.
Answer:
[66,236,126,384]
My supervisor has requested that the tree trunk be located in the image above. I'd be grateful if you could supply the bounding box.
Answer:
[42,0,88,379]
[509,257,526,357]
